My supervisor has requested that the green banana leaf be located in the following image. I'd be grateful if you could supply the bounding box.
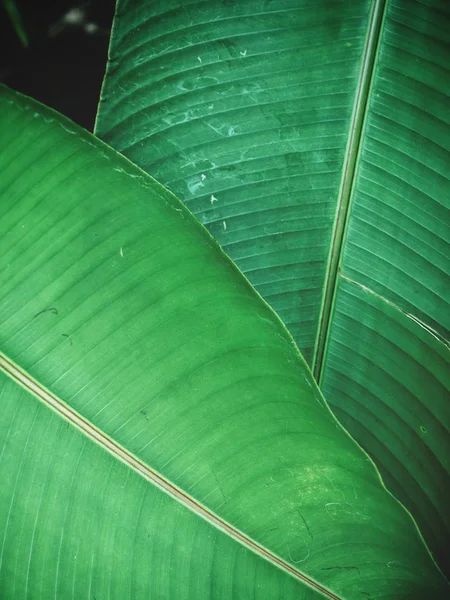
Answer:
[0,86,448,598]
[94,0,450,574]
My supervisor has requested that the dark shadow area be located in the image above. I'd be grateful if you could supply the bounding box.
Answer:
[1,0,115,130]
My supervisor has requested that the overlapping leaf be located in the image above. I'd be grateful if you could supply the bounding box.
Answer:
[0,86,447,598]
[95,0,450,572]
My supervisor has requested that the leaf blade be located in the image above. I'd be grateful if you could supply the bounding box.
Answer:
[95,0,374,364]
[320,0,450,572]
[94,0,450,573]
[0,371,325,600]
[0,86,447,597]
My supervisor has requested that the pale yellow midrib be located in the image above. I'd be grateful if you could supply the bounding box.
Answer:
[0,351,341,600]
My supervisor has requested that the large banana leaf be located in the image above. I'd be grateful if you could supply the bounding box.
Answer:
[94,0,450,573]
[0,86,448,598]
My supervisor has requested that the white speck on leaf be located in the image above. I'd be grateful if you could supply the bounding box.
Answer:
[210,194,218,205]
[288,545,310,564]
[240,50,247,56]
[198,56,202,63]
[120,247,124,258]
[187,178,204,195]
[223,221,227,231]
[201,173,206,181]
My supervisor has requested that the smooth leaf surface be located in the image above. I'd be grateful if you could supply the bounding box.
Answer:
[96,0,373,365]
[0,87,447,598]
[0,372,313,600]
[322,276,450,576]
[320,0,450,574]
[95,0,450,571]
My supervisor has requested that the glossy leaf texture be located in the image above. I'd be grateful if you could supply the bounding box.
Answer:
[95,0,372,365]
[95,0,450,572]
[0,87,447,599]
[320,0,450,577]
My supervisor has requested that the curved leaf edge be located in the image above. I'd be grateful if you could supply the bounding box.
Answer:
[1,83,446,584]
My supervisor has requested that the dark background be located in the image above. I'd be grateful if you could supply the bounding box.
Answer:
[1,0,115,131]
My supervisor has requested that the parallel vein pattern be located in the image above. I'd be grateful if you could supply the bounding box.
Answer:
[1,86,447,598]
[0,353,337,599]
[95,0,450,576]
[313,0,387,378]
[0,372,318,600]
[96,0,373,364]
[321,0,450,574]
[322,277,450,575]
[336,0,450,335]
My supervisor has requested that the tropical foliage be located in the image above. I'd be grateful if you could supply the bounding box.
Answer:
[0,0,448,598]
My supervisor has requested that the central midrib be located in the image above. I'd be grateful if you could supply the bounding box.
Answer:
[0,351,341,600]
[312,0,388,383]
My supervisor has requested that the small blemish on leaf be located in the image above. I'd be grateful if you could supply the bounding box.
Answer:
[34,307,58,318]
[386,561,403,570]
[288,543,309,564]
[296,511,313,539]
[61,333,72,346]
